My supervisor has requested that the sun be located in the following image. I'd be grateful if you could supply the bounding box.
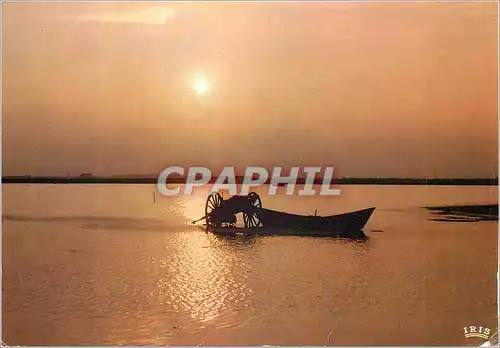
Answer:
[194,76,209,95]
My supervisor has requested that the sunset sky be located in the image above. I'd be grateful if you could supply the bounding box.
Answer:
[3,2,498,178]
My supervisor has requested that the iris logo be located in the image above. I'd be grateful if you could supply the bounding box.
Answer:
[463,325,491,340]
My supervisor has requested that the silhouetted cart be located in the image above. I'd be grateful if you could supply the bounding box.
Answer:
[196,192,375,239]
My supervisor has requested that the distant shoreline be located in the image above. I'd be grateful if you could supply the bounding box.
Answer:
[2,176,498,186]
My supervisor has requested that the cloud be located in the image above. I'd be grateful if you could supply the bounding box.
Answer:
[77,6,176,25]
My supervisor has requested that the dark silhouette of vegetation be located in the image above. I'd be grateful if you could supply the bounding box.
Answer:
[426,204,498,222]
[2,175,498,186]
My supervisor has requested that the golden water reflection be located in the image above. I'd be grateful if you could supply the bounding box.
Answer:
[175,186,212,222]
[155,231,252,324]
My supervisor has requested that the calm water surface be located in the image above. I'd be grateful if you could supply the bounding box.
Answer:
[2,184,498,345]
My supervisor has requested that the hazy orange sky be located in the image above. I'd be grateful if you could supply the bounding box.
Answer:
[3,2,498,178]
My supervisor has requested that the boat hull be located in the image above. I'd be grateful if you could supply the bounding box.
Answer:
[206,207,375,239]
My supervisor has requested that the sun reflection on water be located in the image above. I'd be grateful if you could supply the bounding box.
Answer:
[155,231,251,323]
[175,187,213,222]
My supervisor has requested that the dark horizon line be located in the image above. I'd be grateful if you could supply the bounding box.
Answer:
[2,176,498,186]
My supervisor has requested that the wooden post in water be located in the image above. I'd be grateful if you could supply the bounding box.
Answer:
[314,209,317,216]
[153,192,156,203]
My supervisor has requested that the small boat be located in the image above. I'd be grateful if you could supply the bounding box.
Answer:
[207,207,374,239]
[194,192,375,239]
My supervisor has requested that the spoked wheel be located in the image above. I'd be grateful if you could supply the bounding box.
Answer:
[248,192,262,208]
[205,192,223,228]
[243,192,263,228]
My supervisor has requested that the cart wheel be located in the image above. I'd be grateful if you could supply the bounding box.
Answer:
[243,212,261,228]
[243,192,262,228]
[205,192,223,228]
[248,192,262,208]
